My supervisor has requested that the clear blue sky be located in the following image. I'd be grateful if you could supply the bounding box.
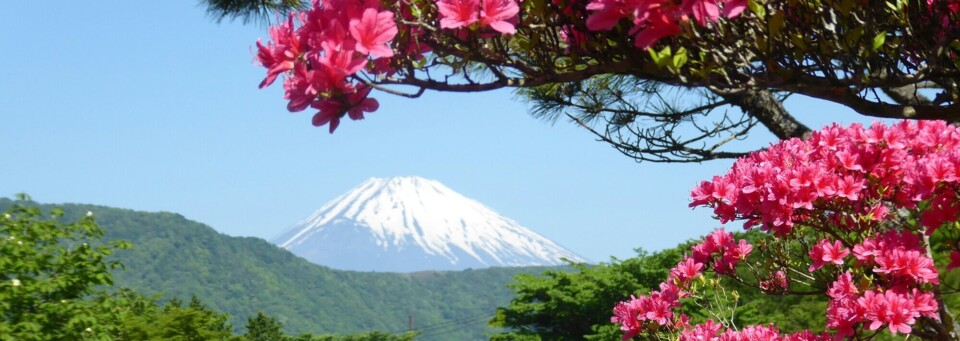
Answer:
[0,2,881,262]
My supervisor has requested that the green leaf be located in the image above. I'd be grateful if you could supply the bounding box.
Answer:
[769,12,785,36]
[872,31,886,51]
[648,46,672,68]
[748,0,766,18]
[672,47,689,70]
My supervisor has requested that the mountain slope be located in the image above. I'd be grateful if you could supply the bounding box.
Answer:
[274,176,585,272]
[0,198,555,340]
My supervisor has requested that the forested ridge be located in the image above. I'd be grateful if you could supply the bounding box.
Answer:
[0,198,550,340]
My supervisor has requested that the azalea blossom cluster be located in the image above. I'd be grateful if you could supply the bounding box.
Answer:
[612,230,840,340]
[612,121,960,340]
[690,227,752,274]
[436,0,521,34]
[613,229,759,339]
[256,0,756,131]
[679,321,827,341]
[610,286,683,339]
[690,120,960,236]
[255,0,398,132]
[826,271,938,337]
[808,230,940,337]
[584,0,748,48]
[255,0,523,132]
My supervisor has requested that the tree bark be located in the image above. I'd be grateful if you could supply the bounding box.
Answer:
[718,89,811,140]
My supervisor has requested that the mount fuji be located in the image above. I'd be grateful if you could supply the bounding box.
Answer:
[271,176,586,272]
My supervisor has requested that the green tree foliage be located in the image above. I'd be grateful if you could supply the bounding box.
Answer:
[0,195,128,340]
[245,312,285,341]
[202,0,307,24]
[109,292,240,341]
[302,331,418,341]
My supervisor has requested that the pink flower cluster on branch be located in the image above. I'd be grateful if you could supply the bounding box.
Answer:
[254,0,759,132]
[690,229,752,274]
[254,0,522,132]
[255,0,398,133]
[679,321,828,341]
[811,232,939,337]
[690,121,960,236]
[584,0,747,48]
[613,230,758,339]
[437,0,520,34]
[827,272,939,337]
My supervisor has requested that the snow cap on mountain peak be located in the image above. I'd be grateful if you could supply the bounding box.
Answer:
[272,176,585,272]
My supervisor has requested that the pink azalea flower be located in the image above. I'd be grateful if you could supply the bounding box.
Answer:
[674,313,691,329]
[707,229,733,249]
[834,175,864,201]
[731,238,753,259]
[670,257,704,284]
[689,180,714,207]
[912,289,939,319]
[809,239,848,272]
[283,63,322,112]
[713,253,738,274]
[948,250,960,270]
[315,46,367,91]
[826,297,862,338]
[875,249,939,285]
[710,178,737,203]
[585,0,633,31]
[857,289,929,335]
[631,9,681,49]
[642,295,674,325]
[611,295,643,340]
[681,0,720,26]
[920,192,960,229]
[480,0,520,34]
[880,291,918,334]
[724,324,781,340]
[679,320,722,341]
[255,15,302,89]
[720,0,747,18]
[311,85,379,133]
[867,203,889,221]
[759,270,789,293]
[437,0,480,29]
[835,149,863,172]
[349,8,398,58]
[827,272,857,300]
[690,242,714,264]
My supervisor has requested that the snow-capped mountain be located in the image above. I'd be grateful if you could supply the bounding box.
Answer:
[272,176,586,272]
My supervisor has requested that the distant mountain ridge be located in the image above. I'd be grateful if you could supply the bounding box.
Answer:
[273,176,585,272]
[0,198,556,340]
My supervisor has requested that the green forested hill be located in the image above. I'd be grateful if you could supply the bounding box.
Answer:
[0,198,551,340]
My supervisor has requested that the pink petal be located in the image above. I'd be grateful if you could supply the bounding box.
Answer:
[722,0,747,18]
[488,21,516,34]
